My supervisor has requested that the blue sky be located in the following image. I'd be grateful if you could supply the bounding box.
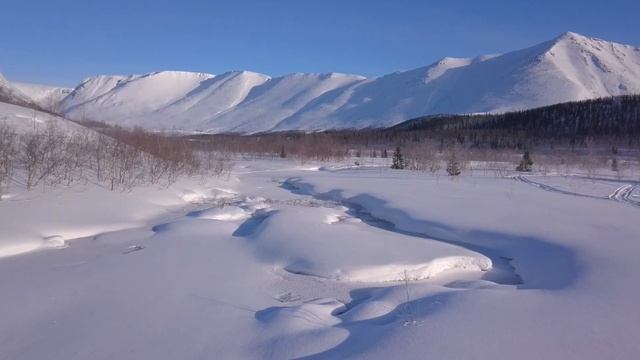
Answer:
[1,0,638,86]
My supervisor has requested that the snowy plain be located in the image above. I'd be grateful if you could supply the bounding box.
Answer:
[1,156,639,359]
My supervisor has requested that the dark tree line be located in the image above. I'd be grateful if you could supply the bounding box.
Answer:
[394,95,640,148]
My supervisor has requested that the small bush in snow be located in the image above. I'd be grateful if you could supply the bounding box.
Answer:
[0,120,230,193]
[446,152,461,176]
[516,151,534,172]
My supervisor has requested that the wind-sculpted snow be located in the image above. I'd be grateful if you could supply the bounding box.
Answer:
[1,159,639,359]
[43,32,640,133]
[238,204,492,282]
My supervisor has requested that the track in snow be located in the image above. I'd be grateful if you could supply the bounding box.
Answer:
[513,175,640,208]
[608,184,640,207]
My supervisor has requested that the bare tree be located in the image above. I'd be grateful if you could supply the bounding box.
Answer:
[0,124,17,194]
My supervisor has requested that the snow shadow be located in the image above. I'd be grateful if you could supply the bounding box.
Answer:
[151,222,172,233]
[232,210,277,238]
[254,178,585,358]
[281,178,581,291]
[296,288,458,359]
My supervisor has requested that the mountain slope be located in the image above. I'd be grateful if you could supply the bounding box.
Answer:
[291,32,640,130]
[12,82,72,111]
[149,71,271,130]
[0,100,84,134]
[51,32,640,133]
[0,73,38,109]
[209,72,366,132]
[63,71,214,125]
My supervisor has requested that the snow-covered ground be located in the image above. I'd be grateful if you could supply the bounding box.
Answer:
[1,158,639,359]
[0,101,82,134]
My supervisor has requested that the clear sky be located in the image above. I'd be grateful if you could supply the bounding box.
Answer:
[1,0,638,86]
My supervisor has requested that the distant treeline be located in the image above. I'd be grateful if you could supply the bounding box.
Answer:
[391,94,640,148]
[62,94,640,176]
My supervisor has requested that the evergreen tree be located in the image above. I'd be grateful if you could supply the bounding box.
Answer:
[391,147,405,169]
[516,151,533,172]
[446,152,461,176]
[381,149,388,158]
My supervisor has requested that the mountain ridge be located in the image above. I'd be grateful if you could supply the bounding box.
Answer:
[5,31,640,133]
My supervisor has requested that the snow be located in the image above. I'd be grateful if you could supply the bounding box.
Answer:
[0,176,222,259]
[208,72,366,133]
[63,71,214,126]
[0,72,36,107]
[1,28,640,358]
[59,74,129,111]
[154,71,271,130]
[41,31,640,133]
[241,203,491,282]
[12,82,71,109]
[191,206,251,221]
[0,101,83,134]
[1,157,639,359]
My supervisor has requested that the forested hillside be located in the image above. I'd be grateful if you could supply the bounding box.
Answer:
[394,95,640,147]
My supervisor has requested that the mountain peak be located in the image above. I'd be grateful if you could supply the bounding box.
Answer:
[550,31,596,46]
[543,31,605,56]
[558,31,583,39]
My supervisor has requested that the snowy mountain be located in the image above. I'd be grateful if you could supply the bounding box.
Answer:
[12,82,72,111]
[60,71,215,123]
[0,72,37,108]
[15,32,640,133]
[283,32,640,130]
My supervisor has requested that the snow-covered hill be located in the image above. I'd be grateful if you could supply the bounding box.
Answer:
[0,100,84,134]
[15,32,640,133]
[60,71,215,124]
[0,73,37,109]
[12,82,71,111]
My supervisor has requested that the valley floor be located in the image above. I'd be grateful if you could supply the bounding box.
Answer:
[1,159,639,359]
